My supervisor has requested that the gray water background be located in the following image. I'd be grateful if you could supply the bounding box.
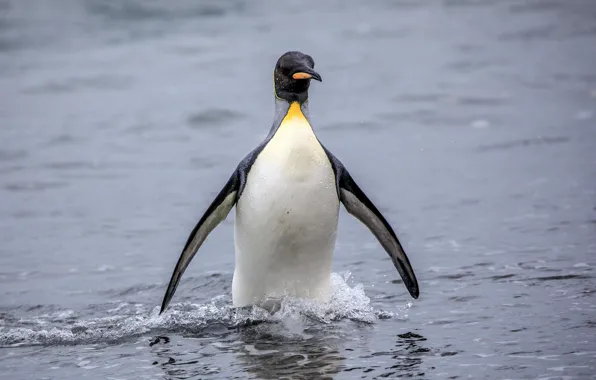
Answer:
[1,0,596,379]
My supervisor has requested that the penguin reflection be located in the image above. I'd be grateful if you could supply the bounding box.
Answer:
[233,323,345,380]
[149,328,429,379]
[148,322,345,380]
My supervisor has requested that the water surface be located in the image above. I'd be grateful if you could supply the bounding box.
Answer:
[1,0,596,378]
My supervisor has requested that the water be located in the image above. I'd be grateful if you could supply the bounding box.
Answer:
[1,0,595,378]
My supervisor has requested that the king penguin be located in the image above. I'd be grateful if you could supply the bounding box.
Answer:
[159,51,419,313]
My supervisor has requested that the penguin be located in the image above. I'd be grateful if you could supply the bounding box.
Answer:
[159,51,419,314]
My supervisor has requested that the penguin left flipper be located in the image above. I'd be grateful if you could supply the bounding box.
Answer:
[160,170,240,314]
[323,147,420,299]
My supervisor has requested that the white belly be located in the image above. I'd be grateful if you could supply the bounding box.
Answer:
[232,111,339,307]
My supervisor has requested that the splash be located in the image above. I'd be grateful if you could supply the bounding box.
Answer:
[0,272,410,348]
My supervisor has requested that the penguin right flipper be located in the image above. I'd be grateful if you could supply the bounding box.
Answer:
[323,147,420,299]
[159,169,240,314]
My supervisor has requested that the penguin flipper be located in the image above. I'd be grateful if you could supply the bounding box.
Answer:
[322,147,419,299]
[160,170,239,314]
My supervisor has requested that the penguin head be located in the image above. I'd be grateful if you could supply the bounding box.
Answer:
[274,51,321,103]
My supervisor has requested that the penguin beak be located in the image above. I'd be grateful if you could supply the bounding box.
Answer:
[292,68,322,82]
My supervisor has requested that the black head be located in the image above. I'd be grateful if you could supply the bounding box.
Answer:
[274,51,321,103]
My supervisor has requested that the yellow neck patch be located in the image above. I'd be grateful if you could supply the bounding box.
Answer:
[259,100,327,179]
[283,102,307,123]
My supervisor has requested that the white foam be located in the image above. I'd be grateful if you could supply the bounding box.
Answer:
[0,272,410,347]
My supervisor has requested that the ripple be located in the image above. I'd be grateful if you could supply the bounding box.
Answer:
[477,136,570,152]
[448,295,479,302]
[446,59,503,73]
[46,134,82,146]
[4,181,69,192]
[490,274,517,281]
[186,108,245,129]
[0,150,28,161]
[84,0,245,22]
[188,156,221,169]
[444,0,496,8]
[24,74,134,94]
[499,25,557,42]
[41,161,99,171]
[508,0,563,13]
[529,274,592,282]
[436,272,474,280]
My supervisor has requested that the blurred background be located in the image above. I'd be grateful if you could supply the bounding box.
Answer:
[1,0,595,379]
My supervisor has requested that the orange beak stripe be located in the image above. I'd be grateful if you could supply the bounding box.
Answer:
[292,72,312,80]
